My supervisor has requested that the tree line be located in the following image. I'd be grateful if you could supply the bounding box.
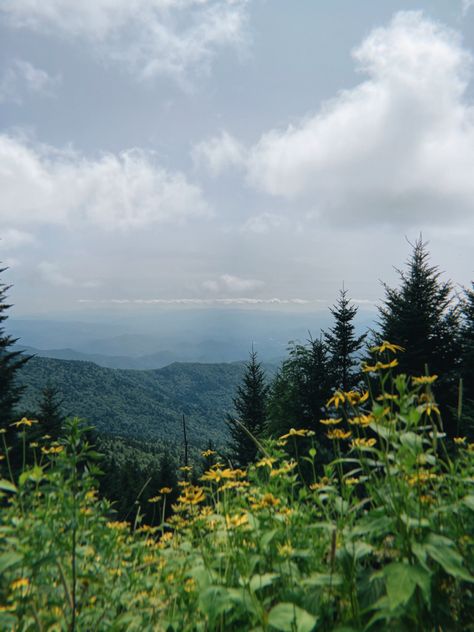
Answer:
[226,238,474,466]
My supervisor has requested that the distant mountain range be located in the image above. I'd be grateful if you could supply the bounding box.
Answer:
[16,356,256,447]
[9,308,374,367]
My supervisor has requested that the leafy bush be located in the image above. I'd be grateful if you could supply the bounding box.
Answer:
[1,345,474,630]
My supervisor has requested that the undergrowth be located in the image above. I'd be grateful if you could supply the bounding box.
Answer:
[1,343,474,630]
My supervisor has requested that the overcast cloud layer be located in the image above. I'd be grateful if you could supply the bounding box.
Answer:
[0,2,473,315]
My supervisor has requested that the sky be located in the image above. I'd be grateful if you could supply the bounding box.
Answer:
[1,0,474,318]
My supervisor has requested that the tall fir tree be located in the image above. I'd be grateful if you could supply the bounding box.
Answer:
[460,283,474,404]
[0,265,29,429]
[226,350,268,466]
[37,382,65,439]
[378,238,459,377]
[378,238,460,430]
[324,287,366,391]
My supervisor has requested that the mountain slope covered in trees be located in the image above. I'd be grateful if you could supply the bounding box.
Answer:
[16,357,250,446]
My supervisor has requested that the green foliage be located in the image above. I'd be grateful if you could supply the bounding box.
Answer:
[0,266,29,429]
[377,239,460,414]
[17,357,246,446]
[3,358,473,630]
[324,287,366,392]
[226,350,269,466]
[266,337,331,443]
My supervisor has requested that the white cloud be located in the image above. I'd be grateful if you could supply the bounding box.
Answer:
[245,11,474,226]
[193,130,245,175]
[241,212,284,234]
[78,297,315,305]
[203,273,264,293]
[0,135,211,230]
[0,0,248,84]
[0,59,59,103]
[0,228,36,249]
[38,261,74,286]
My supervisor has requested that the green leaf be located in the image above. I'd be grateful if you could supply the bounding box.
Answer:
[0,479,17,493]
[0,551,22,574]
[384,562,431,610]
[462,495,474,511]
[302,573,342,587]
[268,603,317,632]
[249,572,279,593]
[425,534,474,582]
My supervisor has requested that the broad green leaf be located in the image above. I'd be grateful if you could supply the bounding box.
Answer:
[462,495,474,511]
[268,603,317,632]
[249,572,279,593]
[0,551,22,574]
[0,479,17,493]
[384,562,431,610]
[425,534,474,582]
[302,572,343,587]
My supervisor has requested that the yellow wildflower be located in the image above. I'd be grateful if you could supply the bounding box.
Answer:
[201,449,216,457]
[270,461,297,477]
[345,391,369,405]
[344,477,359,486]
[278,542,294,556]
[177,485,205,505]
[376,393,399,401]
[407,471,438,486]
[218,480,250,492]
[454,437,467,445]
[256,456,277,468]
[412,375,438,385]
[310,476,330,491]
[371,341,405,354]
[348,414,374,427]
[251,492,280,510]
[184,578,197,593]
[179,465,193,472]
[0,455,4,461]
[327,391,345,408]
[10,417,38,428]
[418,402,440,416]
[468,443,474,452]
[362,359,398,373]
[41,445,64,455]
[327,429,352,440]
[106,521,129,530]
[11,577,29,591]
[319,417,342,426]
[148,495,162,503]
[225,513,249,529]
[29,442,39,448]
[350,437,377,449]
[159,487,172,494]
[279,428,311,440]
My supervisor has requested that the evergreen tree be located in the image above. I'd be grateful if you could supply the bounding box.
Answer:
[460,283,474,405]
[266,337,331,440]
[378,238,460,431]
[324,287,366,391]
[37,382,65,439]
[378,238,459,378]
[0,265,29,428]
[226,350,268,466]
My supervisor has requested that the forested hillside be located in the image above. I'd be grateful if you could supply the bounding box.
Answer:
[16,357,248,446]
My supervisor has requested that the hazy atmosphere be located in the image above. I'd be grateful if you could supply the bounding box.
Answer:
[1,1,473,322]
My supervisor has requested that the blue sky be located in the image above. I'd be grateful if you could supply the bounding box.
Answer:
[1,1,474,316]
